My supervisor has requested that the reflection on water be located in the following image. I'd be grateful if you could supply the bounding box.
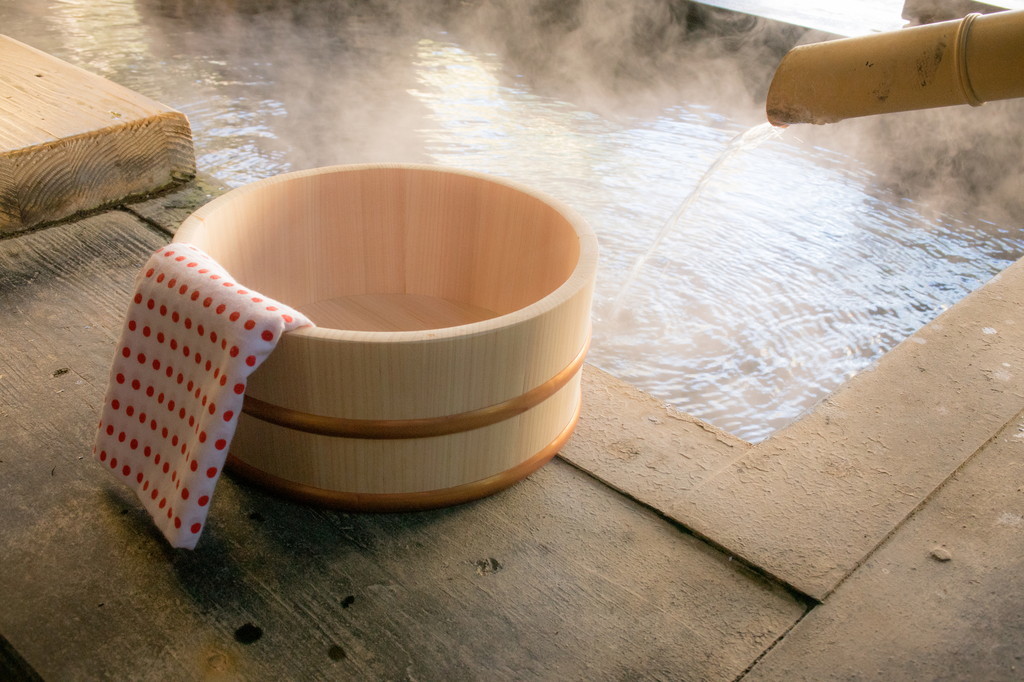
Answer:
[4,1,1023,441]
[610,121,786,314]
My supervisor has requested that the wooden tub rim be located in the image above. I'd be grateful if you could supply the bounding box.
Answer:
[173,163,599,344]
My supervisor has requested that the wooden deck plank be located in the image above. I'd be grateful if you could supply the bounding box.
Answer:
[0,213,806,680]
[122,173,226,236]
[744,407,1024,681]
[0,36,194,233]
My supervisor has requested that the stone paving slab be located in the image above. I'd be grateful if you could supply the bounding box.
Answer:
[0,211,806,680]
[668,257,1024,599]
[563,253,1024,600]
[743,408,1024,681]
[560,364,751,514]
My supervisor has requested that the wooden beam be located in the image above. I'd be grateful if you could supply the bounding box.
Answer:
[0,35,194,233]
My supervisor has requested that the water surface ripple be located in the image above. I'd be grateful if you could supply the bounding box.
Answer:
[6,1,1022,441]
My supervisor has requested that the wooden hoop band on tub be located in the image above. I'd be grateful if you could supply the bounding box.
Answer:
[241,336,590,439]
[226,395,581,511]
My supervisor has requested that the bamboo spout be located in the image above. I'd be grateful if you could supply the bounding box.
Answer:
[766,9,1024,125]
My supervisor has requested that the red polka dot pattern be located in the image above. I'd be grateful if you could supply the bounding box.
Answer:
[92,244,314,549]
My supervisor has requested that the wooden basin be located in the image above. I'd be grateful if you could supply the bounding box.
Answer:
[174,164,597,509]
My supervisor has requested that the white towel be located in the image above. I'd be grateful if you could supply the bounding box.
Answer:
[93,244,314,549]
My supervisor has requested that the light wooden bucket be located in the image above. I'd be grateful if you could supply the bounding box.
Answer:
[174,164,597,510]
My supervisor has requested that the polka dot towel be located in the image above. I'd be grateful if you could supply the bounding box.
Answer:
[93,244,314,549]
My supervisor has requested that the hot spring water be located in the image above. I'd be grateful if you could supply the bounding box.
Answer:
[611,121,786,315]
[6,1,1023,441]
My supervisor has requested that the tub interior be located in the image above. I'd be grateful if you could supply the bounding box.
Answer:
[188,167,582,332]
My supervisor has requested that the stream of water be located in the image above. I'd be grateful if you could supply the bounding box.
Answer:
[611,122,786,315]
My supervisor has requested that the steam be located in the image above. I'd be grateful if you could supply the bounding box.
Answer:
[444,0,804,119]
[135,0,809,181]
[22,0,1021,218]
[449,1,1023,224]
[796,100,1024,225]
[6,0,1021,442]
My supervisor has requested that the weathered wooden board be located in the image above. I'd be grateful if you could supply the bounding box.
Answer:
[122,173,226,235]
[0,213,806,680]
[744,408,1024,681]
[0,35,194,233]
